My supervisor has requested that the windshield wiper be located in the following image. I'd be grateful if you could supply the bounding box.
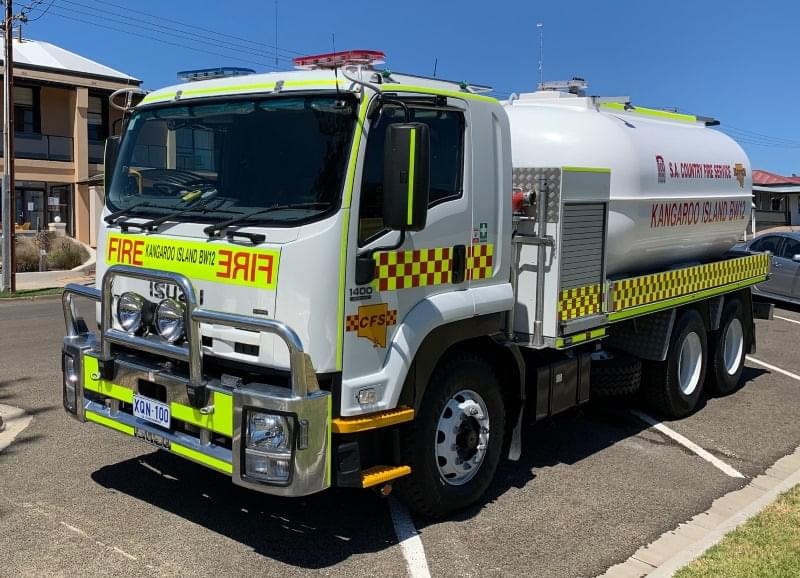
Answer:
[120,189,222,232]
[104,201,156,224]
[203,202,331,238]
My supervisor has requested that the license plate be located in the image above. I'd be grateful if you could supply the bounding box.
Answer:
[133,394,171,429]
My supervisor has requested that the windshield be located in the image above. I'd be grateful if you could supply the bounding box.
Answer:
[107,94,357,225]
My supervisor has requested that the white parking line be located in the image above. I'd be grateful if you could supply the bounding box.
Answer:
[630,410,745,479]
[388,497,432,578]
[775,314,800,326]
[746,356,800,382]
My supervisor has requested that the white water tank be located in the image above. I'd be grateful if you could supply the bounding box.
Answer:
[504,92,752,276]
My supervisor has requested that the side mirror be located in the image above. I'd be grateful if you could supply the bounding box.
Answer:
[382,123,430,232]
[104,136,121,190]
[792,254,800,263]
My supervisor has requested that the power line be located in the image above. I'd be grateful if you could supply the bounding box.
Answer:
[22,0,54,21]
[70,0,302,57]
[49,0,295,64]
[45,9,282,70]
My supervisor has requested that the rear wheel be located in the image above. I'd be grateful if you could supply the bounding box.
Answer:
[708,298,746,395]
[396,352,505,518]
[590,351,642,398]
[641,309,707,418]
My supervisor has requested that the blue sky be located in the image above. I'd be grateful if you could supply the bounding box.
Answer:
[23,0,800,174]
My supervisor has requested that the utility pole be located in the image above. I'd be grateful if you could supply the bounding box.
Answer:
[536,22,544,90]
[1,0,15,293]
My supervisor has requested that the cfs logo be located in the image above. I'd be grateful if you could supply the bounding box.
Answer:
[734,163,747,188]
[346,303,397,348]
[655,155,667,184]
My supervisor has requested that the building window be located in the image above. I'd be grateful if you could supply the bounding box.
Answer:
[88,95,107,142]
[176,126,215,171]
[14,86,40,134]
[771,195,785,212]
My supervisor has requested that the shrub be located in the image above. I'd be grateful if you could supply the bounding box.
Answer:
[47,237,89,271]
[14,238,40,272]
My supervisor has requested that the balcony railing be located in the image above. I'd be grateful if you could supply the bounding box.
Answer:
[0,133,74,162]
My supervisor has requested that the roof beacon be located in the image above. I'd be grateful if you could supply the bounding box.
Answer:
[293,50,386,70]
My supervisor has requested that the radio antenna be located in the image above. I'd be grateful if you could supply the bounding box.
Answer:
[537,22,544,89]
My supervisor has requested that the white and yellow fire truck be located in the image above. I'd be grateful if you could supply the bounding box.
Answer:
[61,51,771,517]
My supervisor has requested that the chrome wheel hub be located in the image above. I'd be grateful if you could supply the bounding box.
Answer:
[435,389,490,486]
[678,331,703,396]
[722,318,744,376]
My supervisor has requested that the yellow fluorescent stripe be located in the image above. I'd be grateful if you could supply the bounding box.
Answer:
[170,391,233,437]
[83,356,134,403]
[336,96,371,370]
[384,84,498,104]
[600,102,697,123]
[85,410,135,436]
[562,166,611,174]
[407,128,416,226]
[141,79,342,104]
[170,443,233,474]
[332,407,415,434]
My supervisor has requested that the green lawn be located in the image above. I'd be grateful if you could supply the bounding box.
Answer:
[676,485,800,578]
[0,287,63,299]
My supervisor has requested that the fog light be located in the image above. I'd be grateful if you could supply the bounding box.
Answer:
[244,450,291,482]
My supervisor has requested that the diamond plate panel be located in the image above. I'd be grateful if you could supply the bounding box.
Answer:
[512,166,561,223]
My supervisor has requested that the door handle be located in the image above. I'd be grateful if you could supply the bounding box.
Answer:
[452,245,466,284]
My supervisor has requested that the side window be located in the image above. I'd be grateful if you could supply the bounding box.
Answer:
[779,237,800,259]
[358,105,465,244]
[751,235,782,254]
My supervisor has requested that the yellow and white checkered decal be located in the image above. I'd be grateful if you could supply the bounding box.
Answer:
[374,244,494,291]
[558,284,603,322]
[612,253,770,311]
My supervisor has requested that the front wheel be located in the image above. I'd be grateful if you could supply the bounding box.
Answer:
[396,352,505,518]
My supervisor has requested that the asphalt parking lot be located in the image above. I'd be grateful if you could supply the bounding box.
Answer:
[1,297,799,577]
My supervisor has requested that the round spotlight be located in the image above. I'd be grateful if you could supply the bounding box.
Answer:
[116,292,147,333]
[155,298,186,343]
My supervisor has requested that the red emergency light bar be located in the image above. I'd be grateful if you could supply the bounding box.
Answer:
[292,49,386,70]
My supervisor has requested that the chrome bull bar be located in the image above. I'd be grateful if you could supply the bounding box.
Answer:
[61,264,331,497]
[63,264,320,401]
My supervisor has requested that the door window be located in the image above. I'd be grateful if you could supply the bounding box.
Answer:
[750,235,783,254]
[358,104,465,244]
[779,237,800,260]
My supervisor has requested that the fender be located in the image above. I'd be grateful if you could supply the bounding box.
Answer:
[339,283,514,416]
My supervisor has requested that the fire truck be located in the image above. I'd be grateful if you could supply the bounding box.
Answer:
[61,51,770,517]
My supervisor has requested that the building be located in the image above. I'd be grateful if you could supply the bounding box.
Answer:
[753,169,800,231]
[0,35,140,246]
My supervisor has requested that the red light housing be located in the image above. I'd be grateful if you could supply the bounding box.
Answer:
[292,50,386,70]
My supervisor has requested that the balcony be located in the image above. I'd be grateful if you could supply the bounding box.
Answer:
[0,133,74,162]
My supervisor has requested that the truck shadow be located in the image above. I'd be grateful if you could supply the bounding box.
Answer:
[91,451,399,569]
[90,368,768,566]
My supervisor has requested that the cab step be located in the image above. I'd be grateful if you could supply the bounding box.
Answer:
[361,465,412,488]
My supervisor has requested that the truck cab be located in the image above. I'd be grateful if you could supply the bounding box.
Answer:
[63,52,515,505]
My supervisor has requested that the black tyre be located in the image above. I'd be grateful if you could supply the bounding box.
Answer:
[708,298,746,395]
[590,352,642,398]
[641,309,707,418]
[395,352,505,518]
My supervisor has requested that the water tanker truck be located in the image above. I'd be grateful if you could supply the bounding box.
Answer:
[61,51,771,517]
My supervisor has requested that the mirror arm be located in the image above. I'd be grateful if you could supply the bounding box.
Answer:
[355,229,406,285]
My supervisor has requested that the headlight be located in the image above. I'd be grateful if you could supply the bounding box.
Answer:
[247,413,290,451]
[244,411,293,484]
[155,298,186,343]
[116,292,147,333]
[62,352,78,413]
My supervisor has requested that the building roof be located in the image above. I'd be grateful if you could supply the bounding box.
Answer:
[753,169,800,186]
[1,35,139,84]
